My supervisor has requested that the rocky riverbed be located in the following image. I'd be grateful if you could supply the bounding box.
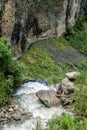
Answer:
[0,72,78,130]
[0,103,31,125]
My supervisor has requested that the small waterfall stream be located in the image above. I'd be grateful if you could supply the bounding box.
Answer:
[3,80,67,130]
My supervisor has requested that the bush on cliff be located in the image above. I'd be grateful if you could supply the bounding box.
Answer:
[0,38,23,106]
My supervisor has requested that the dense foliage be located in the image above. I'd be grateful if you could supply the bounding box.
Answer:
[0,38,23,106]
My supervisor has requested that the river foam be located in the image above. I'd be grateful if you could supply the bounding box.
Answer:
[3,81,66,130]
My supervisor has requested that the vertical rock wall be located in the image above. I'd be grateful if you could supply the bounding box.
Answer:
[0,0,81,56]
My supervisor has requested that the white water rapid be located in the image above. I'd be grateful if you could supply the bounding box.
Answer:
[3,80,67,130]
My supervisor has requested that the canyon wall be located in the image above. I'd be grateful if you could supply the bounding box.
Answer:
[0,0,82,56]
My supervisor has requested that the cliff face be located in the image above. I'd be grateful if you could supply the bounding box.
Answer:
[0,0,82,56]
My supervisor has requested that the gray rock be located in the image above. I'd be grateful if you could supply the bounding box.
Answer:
[65,71,80,80]
[13,105,19,111]
[0,118,7,122]
[12,112,22,121]
[61,95,74,106]
[5,113,11,119]
[58,77,75,94]
[1,108,5,112]
[61,96,69,106]
[0,111,4,117]
[36,90,61,107]
[8,108,14,113]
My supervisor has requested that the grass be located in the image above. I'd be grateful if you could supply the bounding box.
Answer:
[45,113,87,130]
[19,37,77,84]
[19,33,87,84]
[69,72,87,118]
[44,37,69,49]
[19,43,64,84]
[33,113,87,130]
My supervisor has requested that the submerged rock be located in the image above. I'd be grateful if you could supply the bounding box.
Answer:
[36,89,61,107]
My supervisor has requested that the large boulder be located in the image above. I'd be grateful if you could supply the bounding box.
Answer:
[58,77,75,94]
[36,90,61,107]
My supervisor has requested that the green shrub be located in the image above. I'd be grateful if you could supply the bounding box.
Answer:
[0,37,23,106]
[0,77,13,106]
[8,60,23,85]
[0,38,12,71]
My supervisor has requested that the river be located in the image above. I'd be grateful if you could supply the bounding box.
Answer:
[3,80,67,130]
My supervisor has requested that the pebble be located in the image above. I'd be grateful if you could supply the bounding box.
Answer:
[8,108,14,112]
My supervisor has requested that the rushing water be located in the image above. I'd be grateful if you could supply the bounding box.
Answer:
[3,80,67,130]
